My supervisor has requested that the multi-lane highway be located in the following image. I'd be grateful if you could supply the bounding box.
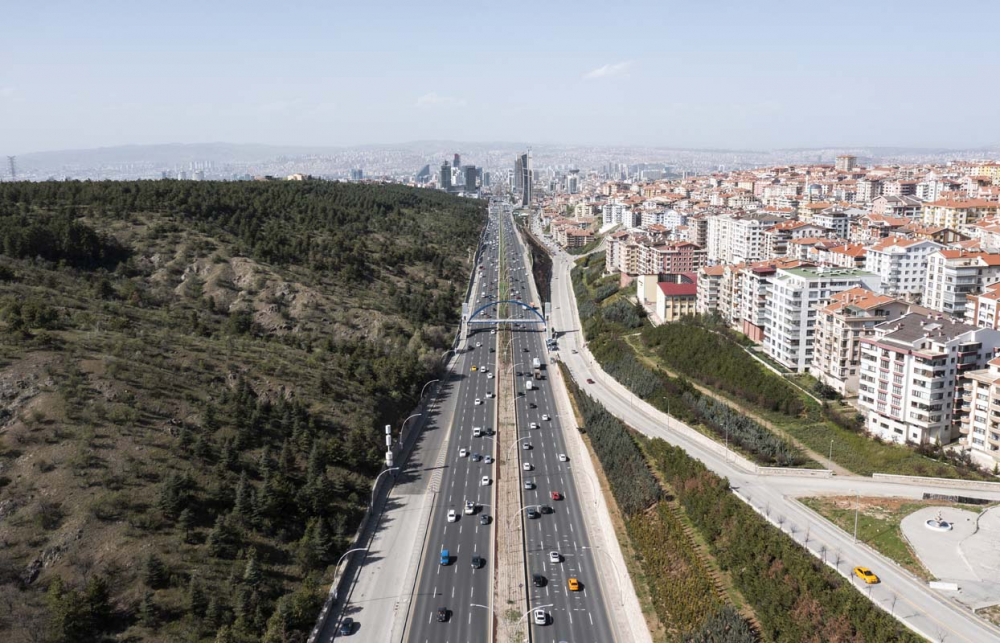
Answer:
[502,210,617,642]
[404,212,502,643]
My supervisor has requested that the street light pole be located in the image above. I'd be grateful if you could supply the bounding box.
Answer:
[331,547,367,601]
[398,413,422,446]
[420,379,440,399]
[370,467,400,512]
[505,436,532,463]
[853,490,860,543]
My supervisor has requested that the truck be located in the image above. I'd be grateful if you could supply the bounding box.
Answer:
[532,357,542,370]
[533,367,542,379]
[440,549,450,566]
[526,379,535,391]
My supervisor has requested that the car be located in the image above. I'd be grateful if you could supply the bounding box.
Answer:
[567,578,580,591]
[529,422,538,429]
[550,491,562,500]
[471,452,482,462]
[487,373,495,379]
[490,329,496,335]
[524,480,535,490]
[339,617,354,635]
[571,349,578,354]
[474,398,482,405]
[523,348,530,353]
[558,454,568,462]
[459,448,469,457]
[484,455,493,464]
[476,342,482,347]
[485,392,495,398]
[540,505,552,514]
[489,348,495,354]
[533,609,548,626]
[471,554,484,569]
[522,442,531,450]
[516,371,523,377]
[542,414,550,421]
[470,366,478,372]
[480,514,491,525]
[548,551,561,563]
[436,607,449,623]
[854,567,880,584]
[586,378,595,384]
[465,500,475,515]
[523,462,532,471]
[480,366,487,372]
[528,403,537,409]
[526,507,539,519]
[481,476,491,486]
[447,509,457,523]
[532,574,546,587]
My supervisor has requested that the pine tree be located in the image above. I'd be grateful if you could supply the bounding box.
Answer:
[243,550,263,588]
[233,471,252,521]
[143,552,168,588]
[84,575,113,634]
[306,443,323,484]
[139,590,158,627]
[312,518,333,566]
[215,624,236,643]
[279,438,295,474]
[188,575,207,618]
[177,508,195,543]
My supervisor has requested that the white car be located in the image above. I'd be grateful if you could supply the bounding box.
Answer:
[522,442,531,450]
[476,342,482,348]
[529,422,538,430]
[480,366,487,372]
[464,501,475,515]
[490,329,496,335]
[459,448,468,457]
[542,414,550,421]
[485,392,495,399]
[523,462,532,471]
[558,454,568,462]
[524,480,535,490]
[548,551,561,563]
[481,476,491,486]
[484,455,493,464]
[475,398,482,406]
[487,373,495,379]
[447,510,457,523]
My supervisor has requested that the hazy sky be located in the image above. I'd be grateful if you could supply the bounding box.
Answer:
[3,0,999,154]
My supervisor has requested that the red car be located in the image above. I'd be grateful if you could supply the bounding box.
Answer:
[550,491,562,501]
[586,378,595,384]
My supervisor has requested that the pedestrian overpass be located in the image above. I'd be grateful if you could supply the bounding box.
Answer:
[462,299,550,329]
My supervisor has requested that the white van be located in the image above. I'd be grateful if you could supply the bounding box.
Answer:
[473,427,482,438]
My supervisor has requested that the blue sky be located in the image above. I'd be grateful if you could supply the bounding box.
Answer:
[2,0,998,153]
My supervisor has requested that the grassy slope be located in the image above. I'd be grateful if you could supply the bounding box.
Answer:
[0,181,485,643]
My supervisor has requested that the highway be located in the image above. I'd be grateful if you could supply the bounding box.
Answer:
[502,209,617,642]
[404,211,502,643]
[537,217,1000,643]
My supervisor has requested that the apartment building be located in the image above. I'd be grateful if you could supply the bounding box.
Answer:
[858,313,1000,445]
[965,283,1000,330]
[706,213,784,264]
[637,241,707,275]
[762,220,830,259]
[960,358,1000,464]
[871,195,923,218]
[763,266,881,372]
[811,209,851,239]
[863,237,943,297]
[923,250,1000,317]
[718,263,746,327]
[810,288,909,395]
[922,199,1000,228]
[696,265,726,316]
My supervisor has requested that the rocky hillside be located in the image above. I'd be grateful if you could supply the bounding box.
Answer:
[0,180,485,643]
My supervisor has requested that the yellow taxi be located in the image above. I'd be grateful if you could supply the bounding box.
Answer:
[567,578,580,591]
[853,567,879,584]
[471,366,478,372]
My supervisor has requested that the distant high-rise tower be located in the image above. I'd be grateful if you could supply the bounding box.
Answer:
[464,166,478,192]
[349,168,364,181]
[454,153,461,169]
[835,155,857,172]
[517,150,532,206]
[6,156,15,181]
[440,161,452,190]
[416,164,431,182]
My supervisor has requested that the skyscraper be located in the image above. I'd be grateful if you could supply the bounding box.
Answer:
[454,153,461,170]
[517,150,532,206]
[440,161,452,190]
[464,166,478,192]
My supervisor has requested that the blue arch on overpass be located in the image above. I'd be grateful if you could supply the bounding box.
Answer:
[466,300,546,325]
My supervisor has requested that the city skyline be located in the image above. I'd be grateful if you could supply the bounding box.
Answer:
[4,1,1000,154]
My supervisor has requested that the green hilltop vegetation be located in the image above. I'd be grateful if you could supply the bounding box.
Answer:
[0,180,485,643]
